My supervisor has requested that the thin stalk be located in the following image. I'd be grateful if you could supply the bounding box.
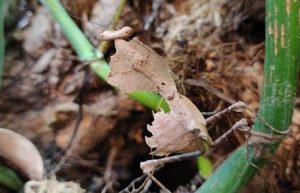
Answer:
[98,0,127,53]
[196,1,300,193]
[41,0,100,61]
[42,0,169,112]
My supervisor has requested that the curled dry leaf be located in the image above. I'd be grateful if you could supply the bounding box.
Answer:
[0,128,44,181]
[146,95,211,156]
[107,36,211,156]
[108,38,177,99]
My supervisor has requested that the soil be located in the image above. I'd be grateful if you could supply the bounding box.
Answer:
[1,0,300,193]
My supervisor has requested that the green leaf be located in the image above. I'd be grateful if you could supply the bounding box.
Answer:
[0,165,23,191]
[197,156,213,179]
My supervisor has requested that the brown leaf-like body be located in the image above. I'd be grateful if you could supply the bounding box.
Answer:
[146,95,212,156]
[107,38,177,99]
[107,36,211,156]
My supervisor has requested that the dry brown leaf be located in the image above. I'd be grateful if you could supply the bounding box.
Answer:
[146,95,211,156]
[107,38,177,99]
[0,128,44,180]
[107,36,211,156]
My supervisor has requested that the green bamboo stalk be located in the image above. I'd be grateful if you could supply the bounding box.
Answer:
[41,0,169,112]
[196,1,300,192]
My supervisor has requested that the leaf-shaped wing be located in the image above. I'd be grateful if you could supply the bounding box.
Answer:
[146,95,212,156]
[107,38,177,99]
[107,36,211,156]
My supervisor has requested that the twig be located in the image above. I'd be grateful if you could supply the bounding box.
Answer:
[104,147,118,180]
[148,174,171,193]
[201,111,219,116]
[67,67,90,150]
[131,177,152,193]
[119,174,147,193]
[49,66,90,176]
[185,79,236,104]
[101,147,118,193]
[139,179,152,193]
[140,151,202,173]
[120,164,166,193]
[213,119,249,146]
[205,101,246,124]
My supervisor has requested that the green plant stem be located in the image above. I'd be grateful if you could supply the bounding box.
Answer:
[196,1,300,193]
[128,91,170,112]
[98,0,127,53]
[42,0,169,112]
[41,0,100,61]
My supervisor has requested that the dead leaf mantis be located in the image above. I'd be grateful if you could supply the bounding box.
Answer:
[99,26,252,157]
